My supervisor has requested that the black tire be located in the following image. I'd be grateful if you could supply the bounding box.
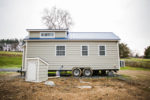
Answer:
[83,68,93,77]
[72,68,81,77]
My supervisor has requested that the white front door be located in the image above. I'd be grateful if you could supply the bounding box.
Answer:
[27,60,37,81]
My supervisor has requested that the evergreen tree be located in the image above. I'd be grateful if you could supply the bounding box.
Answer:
[144,46,150,58]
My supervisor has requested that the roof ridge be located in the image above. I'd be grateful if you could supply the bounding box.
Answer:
[69,32,113,33]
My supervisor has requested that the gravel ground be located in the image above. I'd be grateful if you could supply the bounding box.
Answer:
[0,68,20,72]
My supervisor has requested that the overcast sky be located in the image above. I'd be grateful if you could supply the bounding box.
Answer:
[0,0,150,55]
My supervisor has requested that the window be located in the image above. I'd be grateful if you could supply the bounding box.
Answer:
[99,46,106,56]
[82,46,88,56]
[40,32,55,38]
[56,46,65,56]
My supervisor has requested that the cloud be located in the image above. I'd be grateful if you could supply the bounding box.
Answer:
[0,0,149,55]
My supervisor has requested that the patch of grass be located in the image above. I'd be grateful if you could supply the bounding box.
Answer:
[120,66,150,71]
[48,72,56,74]
[126,61,150,69]
[0,56,22,68]
[121,58,150,62]
[0,51,22,56]
[0,72,13,74]
[121,58,150,69]
[120,74,131,78]
[48,71,72,74]
[61,71,72,74]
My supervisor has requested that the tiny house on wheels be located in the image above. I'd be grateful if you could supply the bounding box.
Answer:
[22,29,120,82]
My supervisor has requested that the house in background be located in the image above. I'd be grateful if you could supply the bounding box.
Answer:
[22,29,120,82]
[1,42,23,52]
[3,43,12,51]
[16,42,23,51]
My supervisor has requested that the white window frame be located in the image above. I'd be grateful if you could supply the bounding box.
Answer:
[81,45,89,56]
[40,32,55,38]
[98,45,106,56]
[55,45,66,56]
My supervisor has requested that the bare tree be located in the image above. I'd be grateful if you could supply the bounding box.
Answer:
[42,7,73,30]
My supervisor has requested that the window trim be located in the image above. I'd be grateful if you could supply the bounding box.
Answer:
[55,45,66,56]
[81,45,89,56]
[98,45,106,56]
[40,32,55,38]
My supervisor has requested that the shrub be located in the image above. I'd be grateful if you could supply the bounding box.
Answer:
[125,61,150,69]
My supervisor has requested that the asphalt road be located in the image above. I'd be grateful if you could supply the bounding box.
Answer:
[0,68,21,72]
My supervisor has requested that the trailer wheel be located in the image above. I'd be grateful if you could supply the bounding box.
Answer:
[72,68,81,77]
[107,71,114,77]
[83,68,93,77]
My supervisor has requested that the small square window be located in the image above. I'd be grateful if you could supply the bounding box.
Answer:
[56,46,65,56]
[99,46,106,56]
[82,46,88,56]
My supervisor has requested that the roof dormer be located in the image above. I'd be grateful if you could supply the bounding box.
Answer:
[26,29,68,39]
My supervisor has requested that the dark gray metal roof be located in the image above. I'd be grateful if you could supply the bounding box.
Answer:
[68,32,120,40]
[26,29,68,32]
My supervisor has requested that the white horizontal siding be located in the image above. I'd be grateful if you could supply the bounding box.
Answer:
[27,41,120,70]
[29,31,66,38]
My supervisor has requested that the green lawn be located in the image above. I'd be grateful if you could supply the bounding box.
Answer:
[0,56,22,68]
[0,72,14,74]
[121,58,150,69]
[120,66,150,71]
[48,71,72,74]
[121,58,150,62]
[0,51,22,68]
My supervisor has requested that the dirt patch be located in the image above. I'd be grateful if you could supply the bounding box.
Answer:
[118,70,150,91]
[0,72,150,100]
[119,70,150,79]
